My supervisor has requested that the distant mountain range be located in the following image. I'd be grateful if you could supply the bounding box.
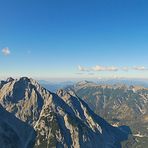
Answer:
[39,78,148,93]
[39,80,74,92]
[0,77,132,148]
[65,81,148,147]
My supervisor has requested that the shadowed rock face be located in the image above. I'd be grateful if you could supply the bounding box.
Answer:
[0,77,132,148]
[0,105,36,148]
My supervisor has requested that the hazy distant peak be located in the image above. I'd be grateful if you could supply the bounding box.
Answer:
[78,80,94,84]
[75,80,96,87]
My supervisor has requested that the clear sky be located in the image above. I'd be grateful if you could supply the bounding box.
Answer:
[0,0,148,80]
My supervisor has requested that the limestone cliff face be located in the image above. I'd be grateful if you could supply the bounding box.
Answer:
[0,77,130,148]
[0,77,50,125]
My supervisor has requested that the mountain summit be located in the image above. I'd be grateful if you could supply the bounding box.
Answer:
[0,77,50,125]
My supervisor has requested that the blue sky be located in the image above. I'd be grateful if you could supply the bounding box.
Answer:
[0,0,148,79]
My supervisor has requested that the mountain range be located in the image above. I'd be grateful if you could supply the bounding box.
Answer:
[0,77,132,148]
[66,81,148,147]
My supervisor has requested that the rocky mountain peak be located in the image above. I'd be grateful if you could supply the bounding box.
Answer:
[6,77,15,82]
[0,77,50,125]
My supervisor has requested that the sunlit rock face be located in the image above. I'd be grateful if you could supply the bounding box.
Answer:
[0,77,50,125]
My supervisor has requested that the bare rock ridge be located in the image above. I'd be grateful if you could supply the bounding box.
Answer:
[0,77,50,125]
[0,77,131,148]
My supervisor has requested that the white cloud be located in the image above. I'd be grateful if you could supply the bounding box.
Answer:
[133,66,148,71]
[78,65,118,72]
[92,65,118,71]
[78,65,148,72]
[2,47,10,56]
